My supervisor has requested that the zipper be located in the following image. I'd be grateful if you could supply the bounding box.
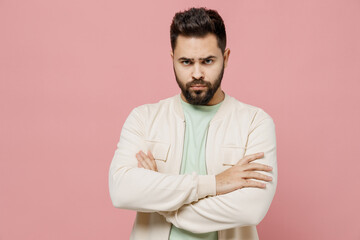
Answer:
[177,120,186,174]
[167,119,186,239]
[205,122,211,174]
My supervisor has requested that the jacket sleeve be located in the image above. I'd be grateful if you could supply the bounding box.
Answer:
[157,113,277,234]
[108,107,216,213]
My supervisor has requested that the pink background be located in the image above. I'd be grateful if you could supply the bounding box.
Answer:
[1,0,359,239]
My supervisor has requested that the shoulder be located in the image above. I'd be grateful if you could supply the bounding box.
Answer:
[130,95,176,117]
[227,94,275,128]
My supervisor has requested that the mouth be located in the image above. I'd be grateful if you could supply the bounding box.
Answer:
[190,84,207,90]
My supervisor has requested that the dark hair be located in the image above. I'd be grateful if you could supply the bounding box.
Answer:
[170,7,227,54]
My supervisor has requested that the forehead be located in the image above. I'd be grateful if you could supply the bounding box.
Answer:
[174,33,222,58]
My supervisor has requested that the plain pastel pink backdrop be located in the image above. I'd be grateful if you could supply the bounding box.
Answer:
[1,0,359,239]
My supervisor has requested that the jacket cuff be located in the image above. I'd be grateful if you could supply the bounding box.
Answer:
[197,175,216,199]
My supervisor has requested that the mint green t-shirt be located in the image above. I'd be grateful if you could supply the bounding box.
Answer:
[168,97,223,240]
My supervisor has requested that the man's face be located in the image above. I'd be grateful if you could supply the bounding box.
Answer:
[171,33,230,105]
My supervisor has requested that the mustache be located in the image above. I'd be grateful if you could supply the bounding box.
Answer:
[186,79,210,87]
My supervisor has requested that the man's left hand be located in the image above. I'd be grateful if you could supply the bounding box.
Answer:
[136,150,158,172]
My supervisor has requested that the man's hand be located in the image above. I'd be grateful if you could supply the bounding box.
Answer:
[136,150,158,172]
[136,150,272,196]
[215,152,273,195]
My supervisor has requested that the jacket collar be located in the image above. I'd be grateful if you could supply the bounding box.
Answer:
[173,91,232,124]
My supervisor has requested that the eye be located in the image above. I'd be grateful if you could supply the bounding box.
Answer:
[181,60,191,65]
[204,59,213,64]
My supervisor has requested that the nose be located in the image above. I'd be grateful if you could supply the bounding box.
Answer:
[192,62,204,80]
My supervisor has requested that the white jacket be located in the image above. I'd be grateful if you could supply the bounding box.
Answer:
[109,92,277,240]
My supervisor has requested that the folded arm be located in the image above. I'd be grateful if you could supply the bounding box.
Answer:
[108,107,216,213]
[156,116,277,233]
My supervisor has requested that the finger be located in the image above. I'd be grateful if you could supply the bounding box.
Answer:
[136,153,146,167]
[140,151,154,170]
[136,153,144,168]
[239,152,264,165]
[242,162,273,172]
[137,161,143,168]
[147,150,158,171]
[148,150,155,160]
[241,179,266,189]
[242,171,273,182]
[140,151,156,171]
[136,152,152,170]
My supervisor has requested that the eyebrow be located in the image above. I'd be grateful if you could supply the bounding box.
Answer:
[178,55,217,61]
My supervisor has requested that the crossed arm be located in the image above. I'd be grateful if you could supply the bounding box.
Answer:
[109,108,277,233]
[135,118,277,233]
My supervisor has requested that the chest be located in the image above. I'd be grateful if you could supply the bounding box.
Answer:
[143,115,250,175]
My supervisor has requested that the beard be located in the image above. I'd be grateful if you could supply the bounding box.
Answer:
[174,63,225,105]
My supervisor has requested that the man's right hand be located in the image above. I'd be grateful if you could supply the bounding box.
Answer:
[215,152,273,195]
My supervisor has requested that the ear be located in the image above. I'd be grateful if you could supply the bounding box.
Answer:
[223,48,230,68]
[170,50,174,60]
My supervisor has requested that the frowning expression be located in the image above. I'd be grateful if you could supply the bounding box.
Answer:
[171,33,230,105]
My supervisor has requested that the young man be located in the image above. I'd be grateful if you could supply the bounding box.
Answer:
[109,7,277,240]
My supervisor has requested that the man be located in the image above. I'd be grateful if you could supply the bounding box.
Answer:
[109,7,277,240]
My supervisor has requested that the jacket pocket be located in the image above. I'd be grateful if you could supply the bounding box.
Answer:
[221,145,246,166]
[144,140,171,162]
